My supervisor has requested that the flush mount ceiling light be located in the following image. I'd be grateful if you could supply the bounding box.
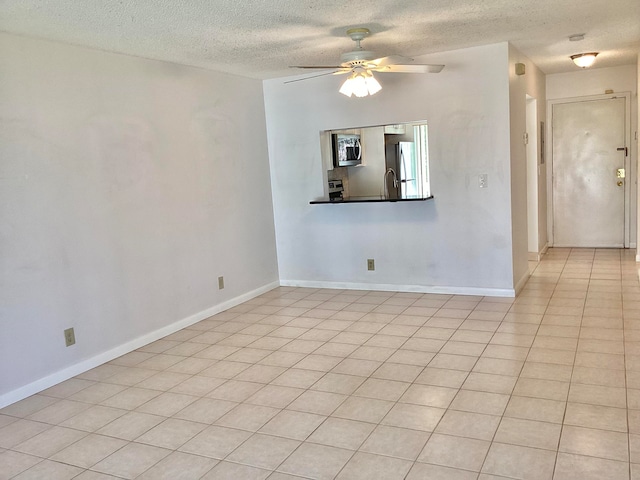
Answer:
[570,52,599,68]
[339,68,382,97]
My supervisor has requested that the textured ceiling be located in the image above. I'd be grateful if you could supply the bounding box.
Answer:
[1,0,638,78]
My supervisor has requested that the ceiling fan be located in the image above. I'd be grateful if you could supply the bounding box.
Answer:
[289,28,445,97]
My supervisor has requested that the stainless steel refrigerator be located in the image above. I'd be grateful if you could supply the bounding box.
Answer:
[385,140,418,199]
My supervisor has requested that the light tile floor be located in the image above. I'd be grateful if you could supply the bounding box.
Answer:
[2,248,640,479]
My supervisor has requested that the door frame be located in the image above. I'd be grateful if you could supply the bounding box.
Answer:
[546,92,632,248]
[526,95,539,258]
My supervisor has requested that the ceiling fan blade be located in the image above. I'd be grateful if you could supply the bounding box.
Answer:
[373,64,445,73]
[289,65,343,69]
[369,55,411,67]
[425,64,445,73]
[284,70,344,84]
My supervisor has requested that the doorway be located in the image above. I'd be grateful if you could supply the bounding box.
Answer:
[551,95,629,247]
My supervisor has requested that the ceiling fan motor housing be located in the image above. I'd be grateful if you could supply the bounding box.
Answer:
[341,28,376,65]
[341,50,377,65]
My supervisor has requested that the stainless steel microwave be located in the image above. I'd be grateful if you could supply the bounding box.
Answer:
[332,133,362,167]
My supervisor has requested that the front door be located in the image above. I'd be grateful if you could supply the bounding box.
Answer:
[552,97,627,247]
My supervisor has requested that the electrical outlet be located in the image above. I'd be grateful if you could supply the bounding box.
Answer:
[64,328,75,347]
[218,276,225,290]
[367,259,375,271]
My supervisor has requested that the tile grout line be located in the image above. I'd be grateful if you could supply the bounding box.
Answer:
[551,247,590,480]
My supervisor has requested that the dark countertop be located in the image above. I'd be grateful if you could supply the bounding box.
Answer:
[310,195,434,204]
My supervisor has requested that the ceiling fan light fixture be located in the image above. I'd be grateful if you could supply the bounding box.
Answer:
[339,71,381,98]
[339,76,356,97]
[570,52,598,68]
[365,72,382,95]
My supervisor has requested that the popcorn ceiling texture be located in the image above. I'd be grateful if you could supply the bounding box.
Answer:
[0,0,638,78]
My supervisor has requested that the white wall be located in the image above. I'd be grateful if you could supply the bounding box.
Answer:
[264,43,517,296]
[0,34,279,406]
[508,45,547,289]
[547,65,638,247]
[547,65,638,100]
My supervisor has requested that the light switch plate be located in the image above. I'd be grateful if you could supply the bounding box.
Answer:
[479,174,488,188]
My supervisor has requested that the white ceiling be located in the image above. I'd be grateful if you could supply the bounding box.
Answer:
[1,0,638,79]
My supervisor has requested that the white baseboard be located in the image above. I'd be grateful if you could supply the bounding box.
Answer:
[527,243,549,262]
[0,281,280,409]
[280,279,515,298]
[514,270,531,296]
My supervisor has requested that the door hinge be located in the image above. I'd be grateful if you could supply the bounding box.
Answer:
[523,132,529,145]
[617,147,628,157]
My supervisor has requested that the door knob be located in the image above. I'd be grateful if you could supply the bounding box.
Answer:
[617,181,624,187]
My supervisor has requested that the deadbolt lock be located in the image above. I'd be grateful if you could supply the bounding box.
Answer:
[616,168,625,178]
